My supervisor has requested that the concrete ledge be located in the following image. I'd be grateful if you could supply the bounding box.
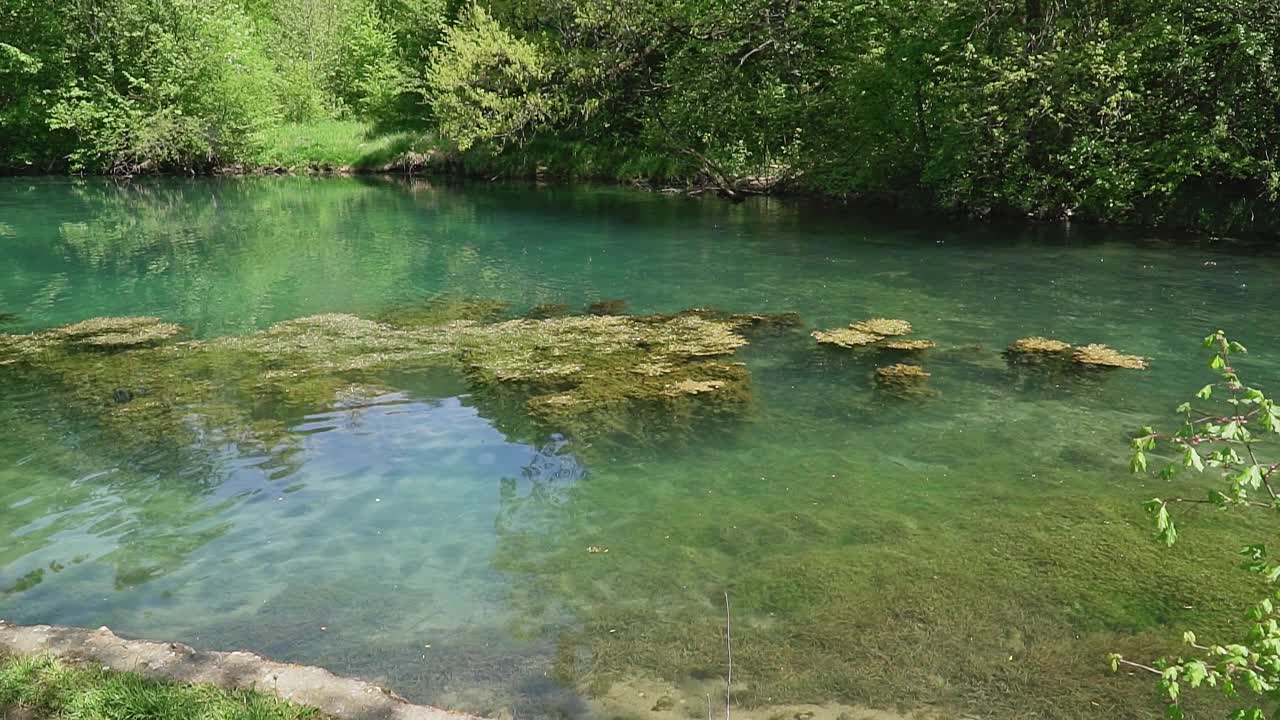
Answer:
[0,620,485,720]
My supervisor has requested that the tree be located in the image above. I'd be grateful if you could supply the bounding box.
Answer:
[424,4,559,150]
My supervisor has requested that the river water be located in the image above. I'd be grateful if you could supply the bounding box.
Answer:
[1,177,1276,719]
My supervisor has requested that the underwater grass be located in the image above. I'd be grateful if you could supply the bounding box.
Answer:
[0,653,318,720]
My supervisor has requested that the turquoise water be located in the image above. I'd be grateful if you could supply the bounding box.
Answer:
[2,177,1278,719]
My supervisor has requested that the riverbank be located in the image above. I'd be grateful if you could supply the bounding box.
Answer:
[0,622,952,720]
[0,622,479,720]
[7,123,1272,238]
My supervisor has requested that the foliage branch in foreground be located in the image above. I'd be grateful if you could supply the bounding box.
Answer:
[1114,331,1280,719]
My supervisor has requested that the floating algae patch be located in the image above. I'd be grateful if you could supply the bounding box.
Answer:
[874,363,934,398]
[850,317,912,337]
[1004,336,1145,370]
[881,338,935,351]
[53,316,184,350]
[454,313,750,444]
[1007,336,1073,355]
[0,307,755,452]
[875,363,930,384]
[1071,343,1148,370]
[811,327,882,348]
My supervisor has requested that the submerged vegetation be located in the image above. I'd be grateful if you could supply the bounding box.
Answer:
[1006,336,1147,371]
[0,653,317,720]
[0,301,757,451]
[3,0,1279,230]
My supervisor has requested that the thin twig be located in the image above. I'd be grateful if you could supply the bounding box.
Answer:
[1117,658,1162,675]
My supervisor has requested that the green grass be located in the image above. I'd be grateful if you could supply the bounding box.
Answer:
[0,654,319,720]
[252,120,435,172]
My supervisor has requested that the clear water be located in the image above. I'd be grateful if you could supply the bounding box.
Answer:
[2,177,1278,719]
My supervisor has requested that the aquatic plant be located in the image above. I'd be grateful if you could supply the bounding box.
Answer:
[586,298,628,316]
[379,293,510,327]
[1007,336,1073,355]
[524,303,571,319]
[1005,336,1146,371]
[881,338,936,351]
[811,328,882,348]
[0,306,754,452]
[1116,331,1280,719]
[54,316,185,350]
[850,318,912,336]
[1072,343,1148,370]
[875,363,930,383]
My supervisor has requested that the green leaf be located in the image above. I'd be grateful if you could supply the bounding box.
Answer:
[1210,354,1226,370]
[1175,402,1191,413]
[1197,384,1214,400]
[1131,451,1148,473]
[1184,661,1208,688]
[1184,446,1205,472]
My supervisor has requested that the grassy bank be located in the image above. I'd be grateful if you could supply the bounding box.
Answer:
[250,121,435,173]
[0,654,318,720]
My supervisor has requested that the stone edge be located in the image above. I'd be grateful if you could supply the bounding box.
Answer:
[0,620,486,720]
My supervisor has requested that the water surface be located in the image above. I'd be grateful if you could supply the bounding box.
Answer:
[2,177,1276,719]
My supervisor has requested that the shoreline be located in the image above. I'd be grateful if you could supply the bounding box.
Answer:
[1,164,1268,242]
[0,620,482,720]
[0,621,945,720]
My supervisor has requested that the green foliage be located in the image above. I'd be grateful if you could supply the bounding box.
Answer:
[0,0,445,172]
[463,0,1280,230]
[1118,331,1280,717]
[424,4,560,151]
[3,0,1279,232]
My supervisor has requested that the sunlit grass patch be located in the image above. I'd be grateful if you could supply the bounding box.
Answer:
[0,653,318,720]
[252,120,435,171]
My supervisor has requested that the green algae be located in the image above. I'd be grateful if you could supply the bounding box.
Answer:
[0,307,754,451]
[524,303,572,319]
[379,293,511,328]
[586,298,629,316]
[494,419,1263,720]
